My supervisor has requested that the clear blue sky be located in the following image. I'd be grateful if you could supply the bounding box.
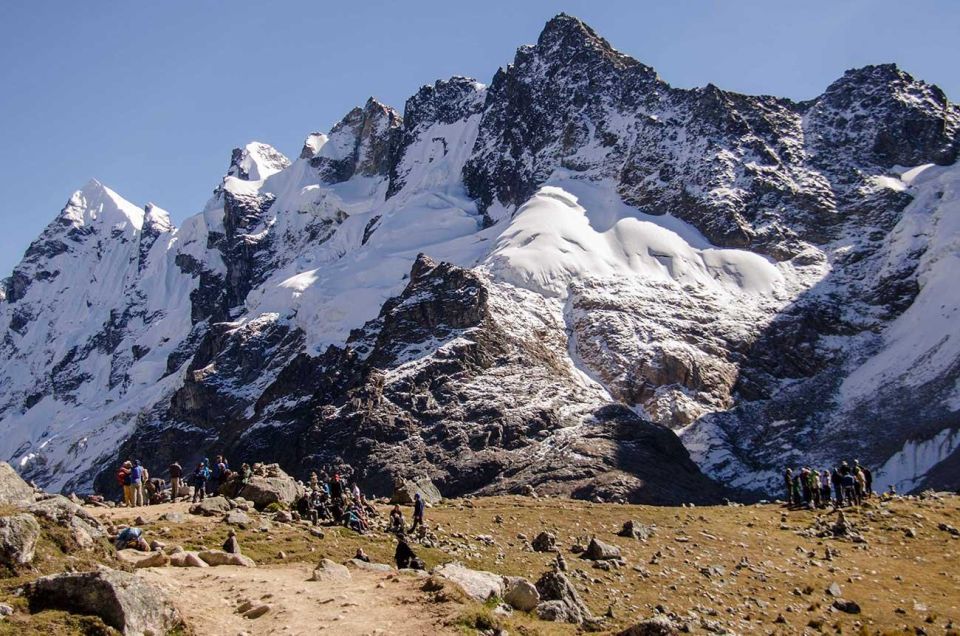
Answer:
[1,0,957,277]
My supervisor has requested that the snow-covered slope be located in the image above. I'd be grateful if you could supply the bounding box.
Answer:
[2,14,958,497]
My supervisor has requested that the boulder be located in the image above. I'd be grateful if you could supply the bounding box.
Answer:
[311,559,352,582]
[189,496,231,516]
[617,616,681,635]
[238,467,300,509]
[583,537,621,560]
[432,561,503,601]
[134,551,170,569]
[115,549,153,566]
[24,568,184,636]
[503,576,539,612]
[198,549,256,567]
[0,514,41,567]
[832,599,861,614]
[390,477,442,505]
[160,512,184,523]
[535,570,594,625]
[0,462,35,506]
[27,495,103,533]
[347,559,394,572]
[169,551,208,568]
[224,510,252,527]
[618,520,655,541]
[531,531,557,552]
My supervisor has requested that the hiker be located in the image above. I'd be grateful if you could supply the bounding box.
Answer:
[810,469,822,508]
[117,461,133,507]
[820,470,832,506]
[854,464,866,503]
[831,468,844,507]
[191,462,209,503]
[359,493,377,517]
[351,481,362,504]
[783,468,794,506]
[309,471,320,491]
[862,464,873,496]
[354,548,370,563]
[115,526,149,551]
[841,468,858,507]
[223,529,240,554]
[329,473,344,502]
[146,477,166,504]
[210,455,228,495]
[791,474,802,506]
[409,492,425,533]
[390,504,405,532]
[233,462,252,497]
[130,460,145,507]
[309,489,329,525]
[295,493,311,521]
[168,461,183,499]
[394,533,423,570]
[345,504,366,534]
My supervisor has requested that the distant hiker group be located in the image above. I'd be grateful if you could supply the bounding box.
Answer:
[115,454,253,507]
[783,460,873,509]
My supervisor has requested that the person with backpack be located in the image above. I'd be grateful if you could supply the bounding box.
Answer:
[831,467,844,507]
[409,492,425,533]
[820,470,832,507]
[128,460,144,507]
[191,462,209,503]
[116,461,133,507]
[114,526,149,551]
[394,533,420,569]
[168,461,183,499]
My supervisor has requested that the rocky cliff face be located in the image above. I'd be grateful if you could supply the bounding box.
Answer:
[2,14,959,498]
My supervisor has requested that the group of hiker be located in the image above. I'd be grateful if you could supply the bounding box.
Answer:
[117,455,253,507]
[784,460,873,509]
[292,471,425,540]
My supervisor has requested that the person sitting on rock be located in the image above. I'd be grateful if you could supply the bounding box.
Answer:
[345,505,365,534]
[389,504,405,533]
[394,533,418,569]
[359,493,377,517]
[115,526,149,551]
[354,548,371,563]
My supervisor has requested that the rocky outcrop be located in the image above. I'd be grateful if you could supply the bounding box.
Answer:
[0,462,35,506]
[0,514,40,568]
[25,569,184,636]
[237,466,300,509]
[432,561,504,601]
[390,477,442,505]
[312,98,402,184]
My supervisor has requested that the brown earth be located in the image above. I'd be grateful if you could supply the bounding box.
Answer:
[3,493,960,635]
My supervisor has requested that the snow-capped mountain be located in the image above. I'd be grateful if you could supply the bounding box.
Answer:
[2,14,958,499]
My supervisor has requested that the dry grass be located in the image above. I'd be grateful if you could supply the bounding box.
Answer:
[4,494,960,634]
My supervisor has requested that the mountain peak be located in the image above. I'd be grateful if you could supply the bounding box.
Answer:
[227,142,290,181]
[59,180,144,231]
[535,13,622,62]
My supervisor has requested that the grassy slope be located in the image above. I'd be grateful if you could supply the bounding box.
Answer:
[2,494,959,635]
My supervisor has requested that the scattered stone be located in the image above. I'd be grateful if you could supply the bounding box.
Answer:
[532,531,557,552]
[618,520,655,541]
[522,484,539,498]
[832,599,861,614]
[169,551,208,568]
[433,562,504,601]
[134,551,171,569]
[311,559,352,582]
[347,559,393,572]
[503,576,539,612]
[617,616,681,635]
[535,570,594,625]
[938,523,960,537]
[24,568,184,635]
[273,510,293,523]
[583,537,621,560]
[198,549,256,567]
[243,604,270,619]
[160,512,184,523]
[224,510,252,527]
[189,496,231,516]
[0,513,40,567]
[826,582,842,597]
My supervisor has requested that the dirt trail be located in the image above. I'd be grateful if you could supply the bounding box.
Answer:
[139,563,457,635]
